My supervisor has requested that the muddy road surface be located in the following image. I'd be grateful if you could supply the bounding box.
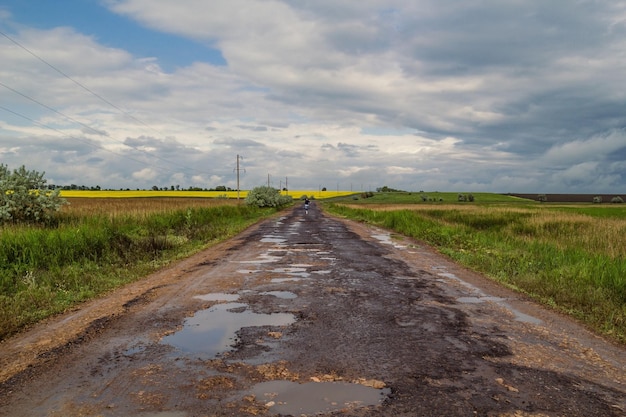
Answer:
[1,203,625,416]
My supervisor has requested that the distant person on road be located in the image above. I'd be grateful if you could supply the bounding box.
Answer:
[304,197,310,214]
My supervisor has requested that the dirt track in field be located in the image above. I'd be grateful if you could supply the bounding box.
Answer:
[0,203,624,416]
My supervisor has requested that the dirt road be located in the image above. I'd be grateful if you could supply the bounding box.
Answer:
[1,203,624,416]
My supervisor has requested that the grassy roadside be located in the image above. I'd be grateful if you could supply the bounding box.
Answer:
[324,196,626,344]
[0,199,279,340]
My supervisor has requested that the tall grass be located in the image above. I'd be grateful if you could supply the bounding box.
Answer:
[326,202,626,344]
[0,198,277,340]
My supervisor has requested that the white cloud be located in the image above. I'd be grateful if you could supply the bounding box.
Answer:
[132,167,158,181]
[1,0,625,192]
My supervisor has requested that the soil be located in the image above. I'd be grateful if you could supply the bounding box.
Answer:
[0,203,624,417]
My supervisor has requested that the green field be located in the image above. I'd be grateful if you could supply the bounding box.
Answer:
[325,192,626,344]
[0,198,280,340]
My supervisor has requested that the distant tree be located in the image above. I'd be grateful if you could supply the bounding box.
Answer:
[152,185,159,191]
[0,164,67,224]
[245,186,293,208]
[377,186,405,192]
[321,187,327,191]
[537,194,548,203]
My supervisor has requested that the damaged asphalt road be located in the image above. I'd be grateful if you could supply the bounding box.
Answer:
[0,203,625,416]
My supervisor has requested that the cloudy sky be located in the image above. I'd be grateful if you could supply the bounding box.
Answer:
[1,0,626,193]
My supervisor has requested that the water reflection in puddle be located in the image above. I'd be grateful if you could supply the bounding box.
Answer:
[239,253,282,264]
[251,380,389,415]
[194,293,240,302]
[271,277,302,283]
[260,291,298,299]
[161,303,295,358]
[271,267,310,279]
[457,296,503,304]
[371,233,406,249]
[261,235,287,244]
[438,270,543,325]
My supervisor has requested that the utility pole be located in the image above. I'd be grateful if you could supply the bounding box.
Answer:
[285,176,288,196]
[234,154,245,201]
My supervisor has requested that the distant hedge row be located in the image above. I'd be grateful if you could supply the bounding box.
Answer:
[509,193,625,203]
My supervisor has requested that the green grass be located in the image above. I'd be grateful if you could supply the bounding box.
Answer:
[331,191,534,205]
[0,203,278,340]
[325,195,626,344]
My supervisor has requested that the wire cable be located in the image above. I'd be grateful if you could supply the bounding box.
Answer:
[0,104,184,177]
[0,80,209,176]
[0,28,166,138]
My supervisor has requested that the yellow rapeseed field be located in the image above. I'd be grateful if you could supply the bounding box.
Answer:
[60,190,356,199]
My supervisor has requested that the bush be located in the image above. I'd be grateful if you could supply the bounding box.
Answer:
[245,186,293,208]
[0,164,66,224]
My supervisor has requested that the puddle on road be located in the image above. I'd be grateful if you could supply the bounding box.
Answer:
[239,253,283,264]
[194,293,240,302]
[260,291,298,299]
[251,380,389,415]
[271,277,302,283]
[437,269,543,325]
[270,267,311,279]
[261,235,287,244]
[457,296,504,304]
[371,232,407,249]
[161,302,295,358]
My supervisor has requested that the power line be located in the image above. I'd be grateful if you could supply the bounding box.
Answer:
[0,104,176,176]
[0,80,209,176]
[0,28,165,138]
[0,28,217,180]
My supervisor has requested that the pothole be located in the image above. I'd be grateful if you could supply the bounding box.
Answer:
[250,380,390,415]
[439,273,543,325]
[261,236,287,244]
[271,267,310,279]
[260,291,298,299]
[456,296,503,304]
[194,293,240,302]
[161,303,295,358]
